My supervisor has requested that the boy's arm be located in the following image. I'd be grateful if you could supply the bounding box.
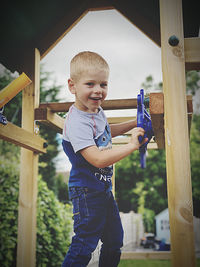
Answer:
[110,119,137,138]
[80,127,147,168]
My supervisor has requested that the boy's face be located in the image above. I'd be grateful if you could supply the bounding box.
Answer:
[68,69,108,113]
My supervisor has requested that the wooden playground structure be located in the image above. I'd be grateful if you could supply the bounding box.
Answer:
[0,0,200,266]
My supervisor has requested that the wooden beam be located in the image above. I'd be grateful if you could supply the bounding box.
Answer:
[159,1,196,267]
[34,112,136,134]
[35,108,64,134]
[149,93,193,149]
[185,37,200,70]
[39,98,138,112]
[121,251,171,260]
[150,93,165,149]
[0,72,32,109]
[39,95,193,114]
[107,116,136,124]
[17,48,40,267]
[37,95,193,147]
[0,122,46,153]
[112,137,158,149]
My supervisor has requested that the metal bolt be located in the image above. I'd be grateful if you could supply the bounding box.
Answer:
[43,142,48,148]
[168,35,179,46]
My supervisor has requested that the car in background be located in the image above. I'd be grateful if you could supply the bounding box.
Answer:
[140,233,156,249]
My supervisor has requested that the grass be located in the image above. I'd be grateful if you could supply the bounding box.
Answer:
[118,259,200,267]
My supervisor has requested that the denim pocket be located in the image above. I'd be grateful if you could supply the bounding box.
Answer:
[72,197,81,226]
[71,188,90,231]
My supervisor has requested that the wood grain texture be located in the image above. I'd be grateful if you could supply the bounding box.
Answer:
[160,0,196,266]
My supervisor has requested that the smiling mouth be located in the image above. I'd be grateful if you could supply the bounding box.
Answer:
[89,97,102,101]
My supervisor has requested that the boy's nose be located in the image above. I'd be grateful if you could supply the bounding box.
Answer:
[94,85,102,94]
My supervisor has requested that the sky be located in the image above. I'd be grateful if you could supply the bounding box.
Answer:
[41,10,162,105]
[41,9,163,172]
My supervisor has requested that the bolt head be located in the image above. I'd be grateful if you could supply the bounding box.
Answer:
[43,142,48,148]
[168,35,179,46]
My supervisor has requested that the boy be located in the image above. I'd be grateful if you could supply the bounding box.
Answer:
[62,51,147,267]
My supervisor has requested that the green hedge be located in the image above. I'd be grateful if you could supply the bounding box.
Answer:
[0,153,72,267]
[37,177,72,266]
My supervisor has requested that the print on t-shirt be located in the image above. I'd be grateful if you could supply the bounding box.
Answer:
[94,125,113,182]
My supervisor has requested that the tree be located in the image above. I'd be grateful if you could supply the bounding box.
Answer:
[186,71,200,217]
[0,141,72,267]
[186,70,200,96]
[115,71,200,232]
[115,149,167,213]
[0,65,68,202]
[141,75,163,94]
[190,114,200,217]
[0,66,72,266]
[0,68,21,125]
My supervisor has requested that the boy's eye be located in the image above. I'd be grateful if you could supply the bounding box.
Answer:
[86,82,94,87]
[101,83,107,88]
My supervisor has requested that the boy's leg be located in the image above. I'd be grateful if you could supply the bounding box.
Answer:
[62,187,109,267]
[99,192,124,267]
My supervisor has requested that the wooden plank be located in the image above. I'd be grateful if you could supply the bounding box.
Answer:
[35,107,64,134]
[159,1,196,267]
[0,72,32,109]
[37,96,192,144]
[17,48,40,267]
[150,93,165,149]
[34,112,136,134]
[121,251,171,260]
[39,96,192,114]
[185,37,200,70]
[107,116,136,124]
[112,137,158,149]
[39,98,138,112]
[149,93,193,149]
[0,122,46,153]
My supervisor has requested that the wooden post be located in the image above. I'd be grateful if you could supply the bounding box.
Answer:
[159,1,196,267]
[17,48,40,267]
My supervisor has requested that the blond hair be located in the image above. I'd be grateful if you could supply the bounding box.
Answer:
[70,51,109,82]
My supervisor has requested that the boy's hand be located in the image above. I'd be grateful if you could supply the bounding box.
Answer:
[130,127,148,149]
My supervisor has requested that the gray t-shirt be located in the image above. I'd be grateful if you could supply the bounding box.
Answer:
[62,104,113,191]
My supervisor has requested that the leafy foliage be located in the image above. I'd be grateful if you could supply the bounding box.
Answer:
[0,66,72,266]
[0,141,19,266]
[116,71,200,232]
[0,65,69,203]
[115,149,167,232]
[0,69,21,125]
[0,141,72,267]
[186,71,200,96]
[141,75,163,94]
[190,115,200,217]
[37,177,72,267]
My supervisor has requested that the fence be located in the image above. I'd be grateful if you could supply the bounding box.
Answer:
[88,211,144,266]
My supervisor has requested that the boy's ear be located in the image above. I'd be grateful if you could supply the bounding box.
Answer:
[68,78,76,94]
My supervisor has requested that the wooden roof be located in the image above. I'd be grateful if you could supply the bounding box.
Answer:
[0,0,199,73]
